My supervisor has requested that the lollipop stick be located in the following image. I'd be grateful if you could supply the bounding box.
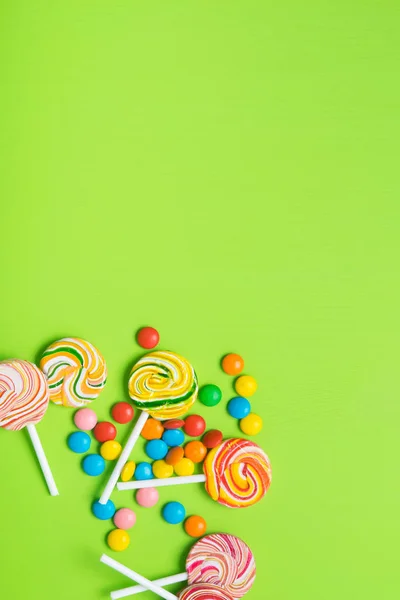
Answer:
[26,424,59,496]
[100,555,178,600]
[117,474,206,491]
[99,411,149,504]
[111,573,188,599]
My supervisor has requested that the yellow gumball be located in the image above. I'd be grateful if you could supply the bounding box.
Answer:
[120,460,136,482]
[152,459,174,479]
[240,413,263,436]
[235,375,258,397]
[174,457,195,476]
[100,440,122,461]
[107,529,130,552]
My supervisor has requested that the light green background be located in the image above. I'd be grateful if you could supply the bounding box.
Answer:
[1,1,399,599]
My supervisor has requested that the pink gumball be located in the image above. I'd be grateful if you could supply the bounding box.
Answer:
[74,408,97,431]
[113,508,136,530]
[136,487,159,508]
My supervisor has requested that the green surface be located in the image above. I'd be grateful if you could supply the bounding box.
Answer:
[1,1,399,599]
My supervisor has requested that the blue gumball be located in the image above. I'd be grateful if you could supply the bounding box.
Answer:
[162,501,186,524]
[162,429,184,447]
[135,462,153,480]
[92,499,116,520]
[67,431,91,453]
[227,396,251,419]
[145,439,168,461]
[82,454,105,476]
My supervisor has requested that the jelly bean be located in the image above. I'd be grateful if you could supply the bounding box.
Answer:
[174,457,195,476]
[111,402,134,424]
[235,375,257,397]
[145,439,168,461]
[183,414,206,437]
[162,428,184,447]
[137,326,160,349]
[94,421,117,443]
[152,459,174,479]
[184,515,207,538]
[202,429,223,449]
[227,396,251,419]
[184,441,207,463]
[165,446,184,466]
[221,353,245,376]
[136,487,159,508]
[163,419,185,430]
[107,529,130,552]
[100,440,122,461]
[120,461,136,482]
[199,384,222,407]
[162,501,186,524]
[135,462,153,480]
[67,431,91,454]
[141,418,164,440]
[92,499,116,520]
[82,454,105,476]
[74,408,97,431]
[240,413,263,435]
[114,508,136,530]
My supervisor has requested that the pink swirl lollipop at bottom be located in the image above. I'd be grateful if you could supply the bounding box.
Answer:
[179,583,233,600]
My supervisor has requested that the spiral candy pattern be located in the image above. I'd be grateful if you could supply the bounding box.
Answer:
[186,534,256,599]
[40,337,107,407]
[0,360,50,430]
[128,351,198,419]
[203,438,272,508]
[179,583,233,600]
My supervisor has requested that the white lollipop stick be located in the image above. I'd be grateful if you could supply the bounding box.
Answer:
[101,555,178,600]
[117,474,206,491]
[99,411,149,504]
[26,424,59,496]
[111,573,188,599]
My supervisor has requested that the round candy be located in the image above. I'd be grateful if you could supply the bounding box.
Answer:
[203,438,271,508]
[74,407,97,430]
[107,529,130,552]
[202,429,223,449]
[165,446,184,466]
[163,419,185,430]
[141,418,164,440]
[111,402,134,424]
[92,499,116,520]
[199,384,222,407]
[183,414,206,437]
[120,461,136,482]
[136,487,159,507]
[174,457,195,476]
[113,508,136,530]
[40,337,107,407]
[186,533,256,598]
[67,431,91,454]
[100,440,122,460]
[94,421,117,443]
[227,397,251,420]
[152,459,174,478]
[240,413,263,436]
[145,439,168,461]
[82,454,106,476]
[128,351,198,419]
[221,354,245,376]
[135,462,153,480]
[162,428,184,447]
[184,515,207,538]
[136,326,160,349]
[0,360,49,430]
[184,441,207,463]
[234,376,257,398]
[179,584,233,600]
[162,501,186,524]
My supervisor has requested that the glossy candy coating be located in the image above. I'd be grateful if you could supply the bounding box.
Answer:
[221,354,245,376]
[114,508,136,530]
[135,462,153,480]
[227,397,251,420]
[136,327,160,349]
[234,376,257,398]
[184,415,206,437]
[145,439,168,460]
[111,402,134,424]
[162,501,186,524]
[184,515,207,538]
[92,499,116,520]
[74,408,97,431]
[136,487,159,507]
[120,461,136,482]
[67,431,91,453]
[162,428,185,447]
[107,529,130,552]
[82,454,106,476]
[185,441,207,463]
[152,459,174,478]
[174,458,195,476]
[94,421,117,443]
[163,419,185,430]
[101,440,122,460]
[239,414,263,436]
[141,418,164,440]
[199,385,222,407]
[165,446,184,466]
[202,430,223,449]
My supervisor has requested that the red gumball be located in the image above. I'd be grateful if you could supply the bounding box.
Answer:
[94,421,117,443]
[136,327,160,349]
[111,402,134,424]
[183,414,206,437]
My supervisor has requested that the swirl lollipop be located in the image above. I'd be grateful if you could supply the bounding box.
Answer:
[99,350,198,505]
[179,584,233,600]
[118,438,271,509]
[39,337,107,407]
[0,359,58,495]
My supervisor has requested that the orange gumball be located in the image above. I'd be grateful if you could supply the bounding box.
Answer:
[184,441,207,464]
[221,353,244,376]
[141,418,164,440]
[184,515,207,538]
